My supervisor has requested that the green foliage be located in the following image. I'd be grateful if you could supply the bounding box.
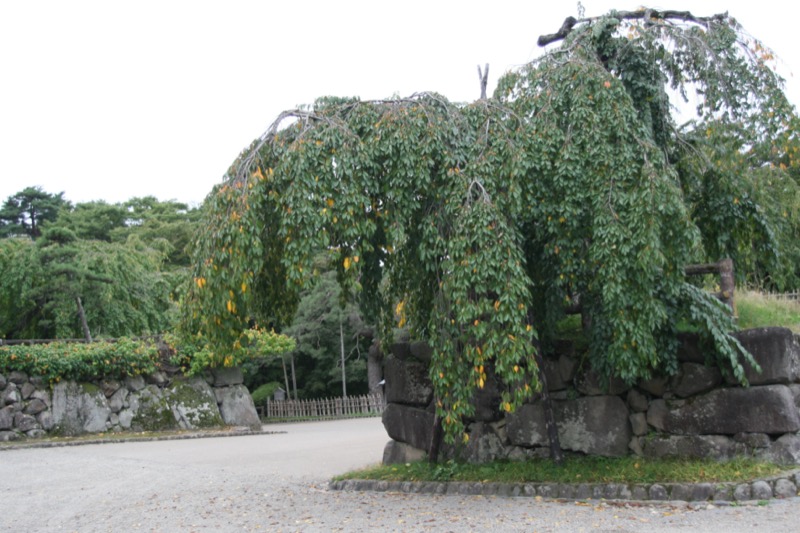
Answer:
[250,381,283,406]
[165,327,295,376]
[0,186,70,239]
[0,230,174,339]
[337,456,789,485]
[0,338,160,383]
[281,265,371,398]
[183,8,796,444]
[736,291,800,332]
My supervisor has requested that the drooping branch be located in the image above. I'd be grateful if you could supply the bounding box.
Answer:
[537,9,729,47]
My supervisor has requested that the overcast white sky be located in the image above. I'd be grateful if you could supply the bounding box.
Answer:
[1,1,798,207]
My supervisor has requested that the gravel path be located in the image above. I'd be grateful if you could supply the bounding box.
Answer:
[2,417,799,532]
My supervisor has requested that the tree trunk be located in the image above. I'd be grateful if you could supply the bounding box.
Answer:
[428,412,444,463]
[281,356,291,399]
[340,318,347,398]
[533,337,563,465]
[75,296,92,343]
[290,353,298,401]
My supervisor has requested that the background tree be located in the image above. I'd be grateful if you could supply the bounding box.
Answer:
[183,8,798,445]
[0,229,174,340]
[0,186,70,239]
[283,266,371,399]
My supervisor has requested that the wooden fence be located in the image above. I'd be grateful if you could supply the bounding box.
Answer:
[762,291,800,302]
[262,393,385,420]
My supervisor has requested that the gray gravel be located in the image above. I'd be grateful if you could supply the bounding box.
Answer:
[2,417,799,532]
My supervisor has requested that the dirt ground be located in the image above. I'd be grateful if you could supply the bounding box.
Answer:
[2,418,799,532]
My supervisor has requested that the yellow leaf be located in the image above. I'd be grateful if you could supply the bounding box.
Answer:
[493,300,500,311]
[241,282,247,293]
[327,198,335,207]
[343,257,352,270]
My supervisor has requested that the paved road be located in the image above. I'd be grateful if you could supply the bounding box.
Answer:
[2,417,800,532]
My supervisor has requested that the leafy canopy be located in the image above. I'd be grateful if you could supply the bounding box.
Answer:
[184,8,797,443]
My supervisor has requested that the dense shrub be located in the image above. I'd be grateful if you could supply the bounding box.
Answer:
[0,338,160,383]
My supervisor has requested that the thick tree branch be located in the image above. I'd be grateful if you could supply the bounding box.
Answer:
[538,9,729,47]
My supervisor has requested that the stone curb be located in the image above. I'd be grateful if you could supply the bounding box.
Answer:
[0,427,285,451]
[329,469,800,503]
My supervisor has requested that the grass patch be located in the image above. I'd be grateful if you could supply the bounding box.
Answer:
[736,290,800,332]
[334,456,792,485]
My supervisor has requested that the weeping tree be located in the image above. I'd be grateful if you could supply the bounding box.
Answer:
[182,8,798,446]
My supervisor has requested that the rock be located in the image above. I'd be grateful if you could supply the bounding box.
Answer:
[118,409,134,429]
[646,385,800,435]
[0,406,13,430]
[731,327,800,385]
[461,422,506,464]
[390,342,412,361]
[130,385,179,432]
[676,332,706,363]
[20,382,36,400]
[14,412,38,432]
[23,399,47,415]
[108,387,128,413]
[713,485,733,501]
[750,480,773,500]
[774,478,797,499]
[638,376,669,397]
[52,382,112,435]
[558,354,579,383]
[507,396,631,456]
[382,403,435,451]
[167,378,223,429]
[215,384,260,429]
[26,429,47,438]
[629,436,644,456]
[382,440,427,464]
[37,411,54,431]
[733,432,771,449]
[649,484,668,500]
[673,363,722,398]
[542,356,566,391]
[409,341,432,363]
[100,379,121,398]
[3,385,21,405]
[574,368,629,396]
[146,371,169,387]
[0,431,18,442]
[643,435,737,460]
[8,371,28,385]
[733,484,751,501]
[627,389,649,412]
[0,374,6,388]
[630,412,648,436]
[384,357,433,407]
[124,375,146,392]
[790,384,800,410]
[471,363,503,422]
[30,389,50,407]
[209,367,243,387]
[29,376,46,388]
[760,433,800,464]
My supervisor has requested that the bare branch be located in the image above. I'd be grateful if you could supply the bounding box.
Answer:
[538,9,729,47]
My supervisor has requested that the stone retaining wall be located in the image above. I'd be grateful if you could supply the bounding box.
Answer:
[382,327,800,465]
[0,366,260,441]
